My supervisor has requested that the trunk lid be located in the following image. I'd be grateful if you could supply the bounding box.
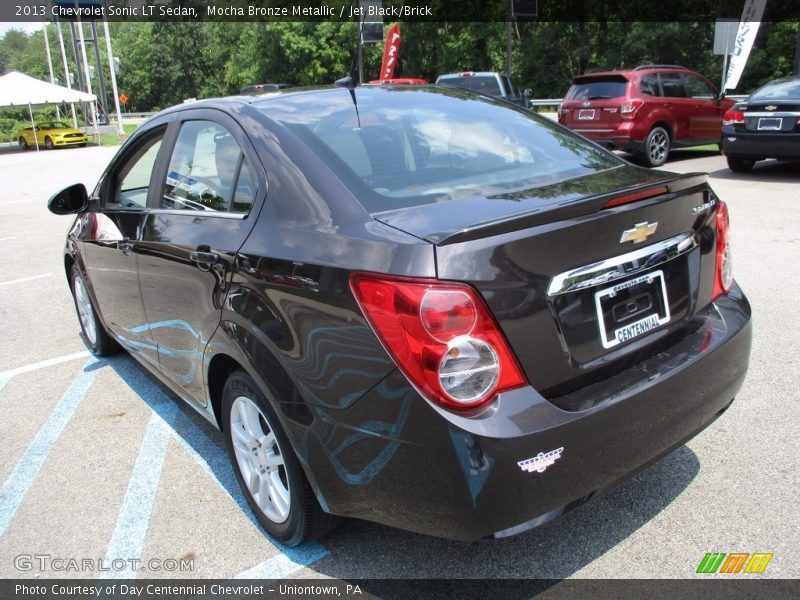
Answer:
[561,74,629,131]
[741,100,800,133]
[374,166,720,402]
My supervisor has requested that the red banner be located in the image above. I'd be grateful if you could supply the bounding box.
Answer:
[379,24,402,81]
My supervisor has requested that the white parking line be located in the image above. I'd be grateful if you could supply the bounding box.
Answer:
[233,545,330,579]
[108,358,330,577]
[0,273,52,287]
[0,350,90,383]
[0,359,98,538]
[101,411,175,579]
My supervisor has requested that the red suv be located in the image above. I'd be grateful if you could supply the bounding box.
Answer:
[559,65,735,167]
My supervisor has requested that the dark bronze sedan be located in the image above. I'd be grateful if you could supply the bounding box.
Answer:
[48,85,751,546]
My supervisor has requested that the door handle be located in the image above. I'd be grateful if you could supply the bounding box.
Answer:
[118,241,134,256]
[190,250,220,264]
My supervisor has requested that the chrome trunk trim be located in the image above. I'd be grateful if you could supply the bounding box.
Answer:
[547,232,697,296]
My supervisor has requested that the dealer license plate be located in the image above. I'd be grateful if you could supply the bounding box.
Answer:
[594,271,670,349]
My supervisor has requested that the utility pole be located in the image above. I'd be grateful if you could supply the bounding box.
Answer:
[56,22,78,128]
[506,18,512,77]
[102,19,124,137]
[42,24,61,120]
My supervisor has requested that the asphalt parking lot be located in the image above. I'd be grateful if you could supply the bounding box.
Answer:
[0,143,798,581]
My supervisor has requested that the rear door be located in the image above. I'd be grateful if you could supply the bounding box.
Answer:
[657,72,696,142]
[137,110,265,405]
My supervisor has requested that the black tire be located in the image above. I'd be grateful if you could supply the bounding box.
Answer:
[70,264,118,356]
[726,156,756,173]
[18,137,27,150]
[222,370,337,546]
[45,136,54,150]
[640,126,670,168]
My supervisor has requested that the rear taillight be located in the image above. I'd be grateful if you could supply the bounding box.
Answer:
[350,274,526,410]
[620,99,643,119]
[722,109,745,126]
[712,201,733,299]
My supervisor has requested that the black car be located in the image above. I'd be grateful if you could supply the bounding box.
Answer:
[48,86,751,546]
[721,75,800,172]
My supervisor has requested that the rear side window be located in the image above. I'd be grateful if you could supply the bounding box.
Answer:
[640,74,661,97]
[500,75,516,97]
[161,121,255,215]
[659,73,687,98]
[567,76,628,100]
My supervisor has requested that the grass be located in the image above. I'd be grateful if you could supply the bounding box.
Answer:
[87,123,139,147]
[681,143,720,153]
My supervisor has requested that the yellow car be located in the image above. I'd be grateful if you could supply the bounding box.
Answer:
[17,121,88,150]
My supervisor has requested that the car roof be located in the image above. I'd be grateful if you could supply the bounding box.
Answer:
[574,65,690,79]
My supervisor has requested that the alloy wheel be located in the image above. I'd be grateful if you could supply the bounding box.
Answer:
[229,395,291,523]
[648,129,668,165]
[73,274,97,345]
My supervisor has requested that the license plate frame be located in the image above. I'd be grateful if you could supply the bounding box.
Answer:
[594,270,670,349]
[757,117,782,131]
[578,109,596,120]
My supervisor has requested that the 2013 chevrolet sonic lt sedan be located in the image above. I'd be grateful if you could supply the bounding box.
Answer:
[48,86,751,546]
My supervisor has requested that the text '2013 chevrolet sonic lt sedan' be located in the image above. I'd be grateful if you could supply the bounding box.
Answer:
[48,85,751,546]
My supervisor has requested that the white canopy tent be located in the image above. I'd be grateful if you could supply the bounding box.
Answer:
[0,71,97,151]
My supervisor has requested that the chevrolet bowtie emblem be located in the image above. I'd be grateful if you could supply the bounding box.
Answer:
[620,221,658,244]
[764,105,777,111]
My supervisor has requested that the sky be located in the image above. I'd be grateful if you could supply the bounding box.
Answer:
[0,22,45,37]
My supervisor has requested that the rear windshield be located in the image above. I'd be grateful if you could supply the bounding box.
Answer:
[436,75,503,96]
[749,79,800,101]
[258,88,621,212]
[567,76,628,100]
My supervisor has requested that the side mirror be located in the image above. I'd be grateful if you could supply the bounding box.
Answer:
[523,88,533,98]
[48,183,89,215]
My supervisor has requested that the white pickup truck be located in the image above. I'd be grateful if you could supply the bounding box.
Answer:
[435,71,531,108]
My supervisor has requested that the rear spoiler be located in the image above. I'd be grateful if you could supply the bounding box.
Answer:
[375,171,709,246]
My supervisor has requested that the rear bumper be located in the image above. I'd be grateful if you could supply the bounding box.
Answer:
[721,127,800,159]
[300,285,751,540]
[564,120,645,154]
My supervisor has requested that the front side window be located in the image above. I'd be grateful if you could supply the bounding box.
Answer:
[684,75,716,99]
[111,132,164,209]
[659,73,687,98]
[161,121,255,214]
